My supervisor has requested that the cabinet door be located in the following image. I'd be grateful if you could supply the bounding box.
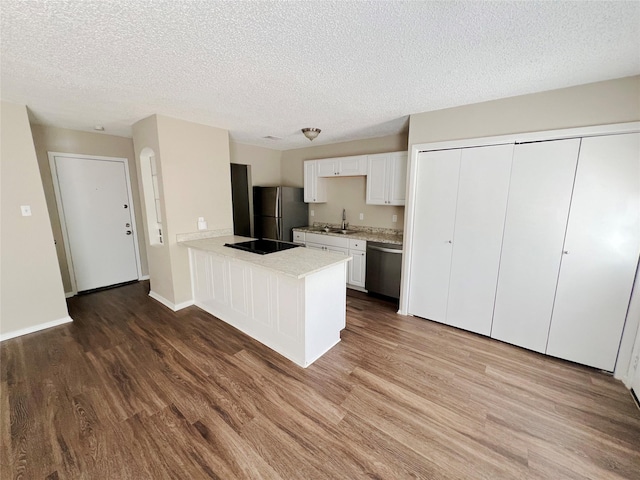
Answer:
[337,156,366,176]
[210,255,228,305]
[326,245,348,256]
[547,133,640,371]
[445,144,513,336]
[316,159,337,177]
[348,251,366,287]
[387,152,408,205]
[492,139,580,352]
[303,161,326,203]
[303,161,316,202]
[407,149,461,323]
[366,154,388,205]
[191,249,211,303]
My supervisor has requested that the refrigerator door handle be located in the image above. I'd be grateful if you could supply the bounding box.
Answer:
[276,219,280,240]
[274,186,281,217]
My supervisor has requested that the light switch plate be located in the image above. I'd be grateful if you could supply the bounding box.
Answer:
[310,210,315,217]
[359,213,364,220]
[392,214,397,223]
[20,205,32,216]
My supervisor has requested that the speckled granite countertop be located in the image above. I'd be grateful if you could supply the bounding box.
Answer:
[293,225,403,245]
[179,235,351,279]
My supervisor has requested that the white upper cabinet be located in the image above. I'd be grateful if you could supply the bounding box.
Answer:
[316,159,338,177]
[492,139,580,353]
[316,156,367,177]
[303,160,327,203]
[366,152,408,205]
[546,133,640,371]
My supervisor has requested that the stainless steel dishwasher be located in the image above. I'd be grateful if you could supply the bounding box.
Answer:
[365,241,403,299]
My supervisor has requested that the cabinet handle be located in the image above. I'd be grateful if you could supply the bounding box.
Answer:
[563,250,569,254]
[447,240,452,244]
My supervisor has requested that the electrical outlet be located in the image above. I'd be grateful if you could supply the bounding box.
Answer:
[634,354,639,370]
[392,214,398,223]
[20,205,32,216]
[359,213,364,220]
[310,210,315,217]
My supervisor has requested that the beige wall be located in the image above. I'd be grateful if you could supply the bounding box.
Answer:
[157,115,233,305]
[132,115,175,302]
[230,142,282,186]
[281,133,408,230]
[409,75,640,147]
[133,114,233,306]
[31,125,149,293]
[1,102,69,336]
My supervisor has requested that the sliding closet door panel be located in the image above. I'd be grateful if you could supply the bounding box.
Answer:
[547,133,640,371]
[492,139,580,352]
[446,144,514,335]
[408,149,461,323]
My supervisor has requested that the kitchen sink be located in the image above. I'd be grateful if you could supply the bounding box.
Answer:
[329,229,357,235]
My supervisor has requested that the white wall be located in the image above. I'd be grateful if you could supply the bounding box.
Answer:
[1,102,70,338]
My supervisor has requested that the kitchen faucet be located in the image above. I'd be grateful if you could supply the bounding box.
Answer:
[341,209,348,230]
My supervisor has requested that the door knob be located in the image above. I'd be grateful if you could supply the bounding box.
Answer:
[126,230,132,235]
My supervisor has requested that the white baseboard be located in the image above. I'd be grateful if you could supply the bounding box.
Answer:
[0,316,73,342]
[65,291,76,298]
[148,291,194,311]
[139,275,150,280]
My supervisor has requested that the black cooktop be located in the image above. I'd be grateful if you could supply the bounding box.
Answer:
[224,239,302,255]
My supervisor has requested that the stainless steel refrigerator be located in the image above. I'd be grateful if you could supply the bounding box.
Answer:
[253,186,308,242]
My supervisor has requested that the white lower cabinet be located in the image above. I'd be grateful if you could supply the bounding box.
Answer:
[348,239,366,289]
[189,247,347,368]
[303,233,367,289]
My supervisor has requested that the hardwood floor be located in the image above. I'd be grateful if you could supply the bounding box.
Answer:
[1,281,639,479]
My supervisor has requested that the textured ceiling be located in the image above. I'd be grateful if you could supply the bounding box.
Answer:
[1,1,639,150]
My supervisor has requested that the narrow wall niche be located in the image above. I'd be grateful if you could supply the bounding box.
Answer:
[140,147,163,245]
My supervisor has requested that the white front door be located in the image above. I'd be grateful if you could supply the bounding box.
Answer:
[51,154,140,292]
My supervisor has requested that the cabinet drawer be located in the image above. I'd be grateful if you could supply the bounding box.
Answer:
[349,239,366,251]
[306,232,349,248]
[293,231,305,243]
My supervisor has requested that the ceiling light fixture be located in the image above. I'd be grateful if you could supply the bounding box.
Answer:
[301,127,321,141]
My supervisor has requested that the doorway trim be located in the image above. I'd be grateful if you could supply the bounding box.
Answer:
[48,152,143,295]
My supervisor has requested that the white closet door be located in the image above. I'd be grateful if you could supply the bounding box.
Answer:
[547,133,640,371]
[408,149,461,323]
[445,144,514,336]
[491,139,580,352]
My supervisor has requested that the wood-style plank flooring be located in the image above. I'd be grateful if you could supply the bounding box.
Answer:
[1,281,639,479]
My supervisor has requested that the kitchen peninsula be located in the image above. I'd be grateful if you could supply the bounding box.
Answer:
[180,235,351,367]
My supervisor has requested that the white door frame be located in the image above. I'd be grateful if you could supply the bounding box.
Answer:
[48,152,143,295]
